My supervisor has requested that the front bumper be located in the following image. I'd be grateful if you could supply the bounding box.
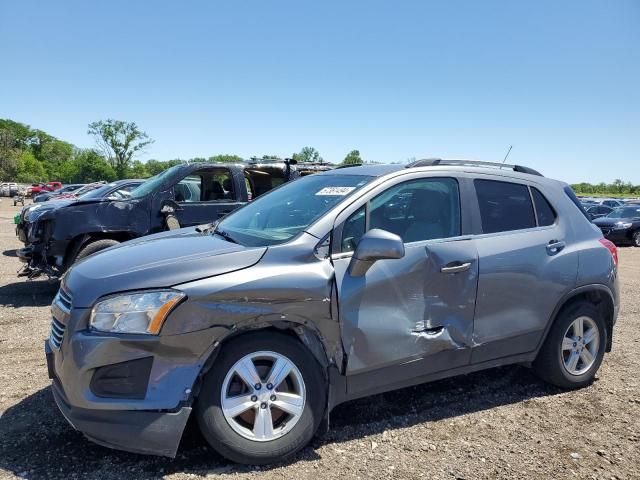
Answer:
[44,299,222,457]
[46,340,192,457]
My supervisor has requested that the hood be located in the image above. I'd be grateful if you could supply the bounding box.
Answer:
[64,227,267,307]
[23,199,75,222]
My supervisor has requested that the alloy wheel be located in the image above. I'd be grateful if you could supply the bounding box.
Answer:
[220,351,306,442]
[561,316,600,376]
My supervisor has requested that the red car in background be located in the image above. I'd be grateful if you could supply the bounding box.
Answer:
[26,181,63,197]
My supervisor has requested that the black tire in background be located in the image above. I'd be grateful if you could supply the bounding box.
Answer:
[74,239,120,262]
[633,230,640,247]
[533,302,606,389]
[196,331,326,465]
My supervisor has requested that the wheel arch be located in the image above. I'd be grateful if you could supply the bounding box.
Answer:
[63,231,137,267]
[540,284,616,354]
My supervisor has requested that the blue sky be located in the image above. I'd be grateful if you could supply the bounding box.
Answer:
[1,0,639,183]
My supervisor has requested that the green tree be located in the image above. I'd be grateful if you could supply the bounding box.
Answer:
[145,159,183,176]
[208,154,244,163]
[60,149,117,183]
[292,147,323,163]
[342,149,363,165]
[88,119,154,178]
[127,160,151,178]
[15,150,47,183]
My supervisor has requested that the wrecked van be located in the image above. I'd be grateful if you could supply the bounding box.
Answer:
[16,161,299,278]
[46,160,619,464]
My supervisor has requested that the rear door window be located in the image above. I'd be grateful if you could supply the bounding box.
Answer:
[474,179,536,233]
[531,187,556,226]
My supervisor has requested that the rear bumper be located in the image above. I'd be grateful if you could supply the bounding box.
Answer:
[47,341,191,458]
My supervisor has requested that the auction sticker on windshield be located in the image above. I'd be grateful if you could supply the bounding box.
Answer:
[315,187,356,196]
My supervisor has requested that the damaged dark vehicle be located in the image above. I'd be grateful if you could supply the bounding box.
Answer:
[16,161,299,278]
[46,160,619,464]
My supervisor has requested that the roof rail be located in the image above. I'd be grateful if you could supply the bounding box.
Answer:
[335,163,363,169]
[406,158,543,177]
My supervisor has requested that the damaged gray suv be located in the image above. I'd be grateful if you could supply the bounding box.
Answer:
[45,159,620,464]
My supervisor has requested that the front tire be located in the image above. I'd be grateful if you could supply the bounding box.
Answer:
[196,332,326,465]
[534,302,606,389]
[74,239,120,262]
[633,230,640,247]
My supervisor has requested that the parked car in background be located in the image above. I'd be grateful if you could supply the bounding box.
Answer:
[16,160,300,278]
[51,182,106,200]
[1,182,19,197]
[585,204,613,220]
[592,206,640,247]
[26,181,63,197]
[45,159,619,464]
[33,184,85,203]
[599,199,625,208]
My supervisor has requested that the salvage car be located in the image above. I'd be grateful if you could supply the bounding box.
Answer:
[33,183,85,203]
[17,161,299,278]
[45,159,619,464]
[585,204,613,221]
[592,205,640,247]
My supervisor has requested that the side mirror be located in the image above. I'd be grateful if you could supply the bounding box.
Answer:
[348,228,405,277]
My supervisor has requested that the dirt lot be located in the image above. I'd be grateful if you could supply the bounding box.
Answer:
[0,200,638,480]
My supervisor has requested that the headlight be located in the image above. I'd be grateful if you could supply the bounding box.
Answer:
[90,290,185,334]
[614,222,632,229]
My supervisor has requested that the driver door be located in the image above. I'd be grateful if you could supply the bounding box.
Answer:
[331,176,478,396]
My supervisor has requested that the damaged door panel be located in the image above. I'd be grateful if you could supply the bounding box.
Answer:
[333,239,478,394]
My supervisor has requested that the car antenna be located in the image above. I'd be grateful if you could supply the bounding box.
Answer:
[500,145,513,168]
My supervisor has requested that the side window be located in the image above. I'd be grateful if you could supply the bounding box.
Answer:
[244,176,254,201]
[175,175,202,203]
[531,187,556,226]
[208,170,234,201]
[175,170,234,203]
[341,206,366,252]
[474,179,536,233]
[341,178,461,251]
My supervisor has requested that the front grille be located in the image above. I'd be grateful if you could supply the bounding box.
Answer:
[49,288,72,350]
[57,288,72,311]
[50,317,66,349]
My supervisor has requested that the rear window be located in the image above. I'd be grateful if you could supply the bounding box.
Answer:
[563,186,590,220]
[531,187,556,226]
[474,179,536,233]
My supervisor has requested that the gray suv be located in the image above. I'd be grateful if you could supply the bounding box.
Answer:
[45,160,620,464]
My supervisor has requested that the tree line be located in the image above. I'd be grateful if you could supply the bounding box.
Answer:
[0,118,371,183]
[11,117,632,193]
[571,180,640,197]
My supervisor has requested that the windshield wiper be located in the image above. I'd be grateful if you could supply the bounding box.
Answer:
[213,228,238,244]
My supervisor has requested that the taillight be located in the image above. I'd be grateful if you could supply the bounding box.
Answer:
[599,238,618,268]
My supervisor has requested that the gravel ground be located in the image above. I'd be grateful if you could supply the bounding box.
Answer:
[0,199,638,480]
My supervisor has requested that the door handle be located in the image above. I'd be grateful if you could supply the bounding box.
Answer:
[546,240,566,255]
[440,261,471,274]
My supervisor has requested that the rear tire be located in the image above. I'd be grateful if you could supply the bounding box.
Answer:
[75,239,120,262]
[196,332,326,465]
[533,302,606,389]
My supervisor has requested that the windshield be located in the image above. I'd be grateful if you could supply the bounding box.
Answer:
[606,207,640,219]
[129,165,181,199]
[218,174,373,246]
